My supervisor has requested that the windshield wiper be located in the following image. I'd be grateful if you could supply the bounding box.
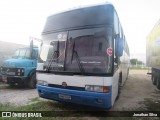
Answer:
[46,51,58,72]
[46,41,59,72]
[71,38,85,74]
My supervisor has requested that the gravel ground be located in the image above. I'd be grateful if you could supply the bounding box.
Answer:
[0,85,39,106]
[0,69,159,110]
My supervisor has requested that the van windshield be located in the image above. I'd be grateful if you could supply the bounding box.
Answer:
[13,48,31,59]
[39,27,113,75]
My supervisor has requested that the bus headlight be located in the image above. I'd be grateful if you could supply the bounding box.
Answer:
[85,85,109,93]
[37,80,48,86]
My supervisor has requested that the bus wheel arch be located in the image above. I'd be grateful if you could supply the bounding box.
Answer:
[119,72,122,84]
[116,72,122,100]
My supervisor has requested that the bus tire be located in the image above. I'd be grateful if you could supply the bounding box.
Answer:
[156,74,160,90]
[28,72,36,89]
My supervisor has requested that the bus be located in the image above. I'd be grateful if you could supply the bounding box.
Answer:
[36,3,130,109]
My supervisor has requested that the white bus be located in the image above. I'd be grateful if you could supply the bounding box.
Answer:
[36,3,130,109]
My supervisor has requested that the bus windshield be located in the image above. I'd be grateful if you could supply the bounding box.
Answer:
[40,27,113,75]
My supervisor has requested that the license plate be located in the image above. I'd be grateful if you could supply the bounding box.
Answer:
[58,94,71,100]
[2,75,7,83]
[7,72,15,75]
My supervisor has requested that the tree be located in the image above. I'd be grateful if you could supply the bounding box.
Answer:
[130,59,138,65]
[130,58,144,65]
[137,60,143,65]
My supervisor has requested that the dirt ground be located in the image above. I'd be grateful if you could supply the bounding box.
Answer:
[0,69,159,110]
[111,69,160,111]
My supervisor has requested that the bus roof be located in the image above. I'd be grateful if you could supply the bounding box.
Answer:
[42,3,115,34]
[49,2,112,16]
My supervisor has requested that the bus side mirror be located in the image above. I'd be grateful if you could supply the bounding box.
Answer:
[116,38,124,57]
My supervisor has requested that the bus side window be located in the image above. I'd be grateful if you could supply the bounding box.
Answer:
[114,11,119,63]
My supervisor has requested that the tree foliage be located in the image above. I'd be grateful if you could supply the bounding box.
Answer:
[130,58,144,65]
[130,59,137,65]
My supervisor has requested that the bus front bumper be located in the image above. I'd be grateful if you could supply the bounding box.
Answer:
[37,85,112,109]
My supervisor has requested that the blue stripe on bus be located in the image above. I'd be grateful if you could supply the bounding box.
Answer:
[37,85,112,109]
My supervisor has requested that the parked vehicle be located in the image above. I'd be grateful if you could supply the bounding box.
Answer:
[0,46,38,88]
[146,19,160,90]
[36,3,130,109]
[0,69,1,82]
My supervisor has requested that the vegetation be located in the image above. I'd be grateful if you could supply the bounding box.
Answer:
[0,83,8,89]
[130,58,146,69]
[0,97,160,120]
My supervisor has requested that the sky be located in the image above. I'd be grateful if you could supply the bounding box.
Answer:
[0,0,160,62]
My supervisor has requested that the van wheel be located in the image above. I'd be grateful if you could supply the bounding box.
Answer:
[156,74,160,90]
[28,72,36,89]
[152,75,157,85]
[9,83,15,87]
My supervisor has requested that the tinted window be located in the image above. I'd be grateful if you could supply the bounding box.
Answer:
[40,27,113,74]
[43,4,114,33]
[65,27,113,73]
